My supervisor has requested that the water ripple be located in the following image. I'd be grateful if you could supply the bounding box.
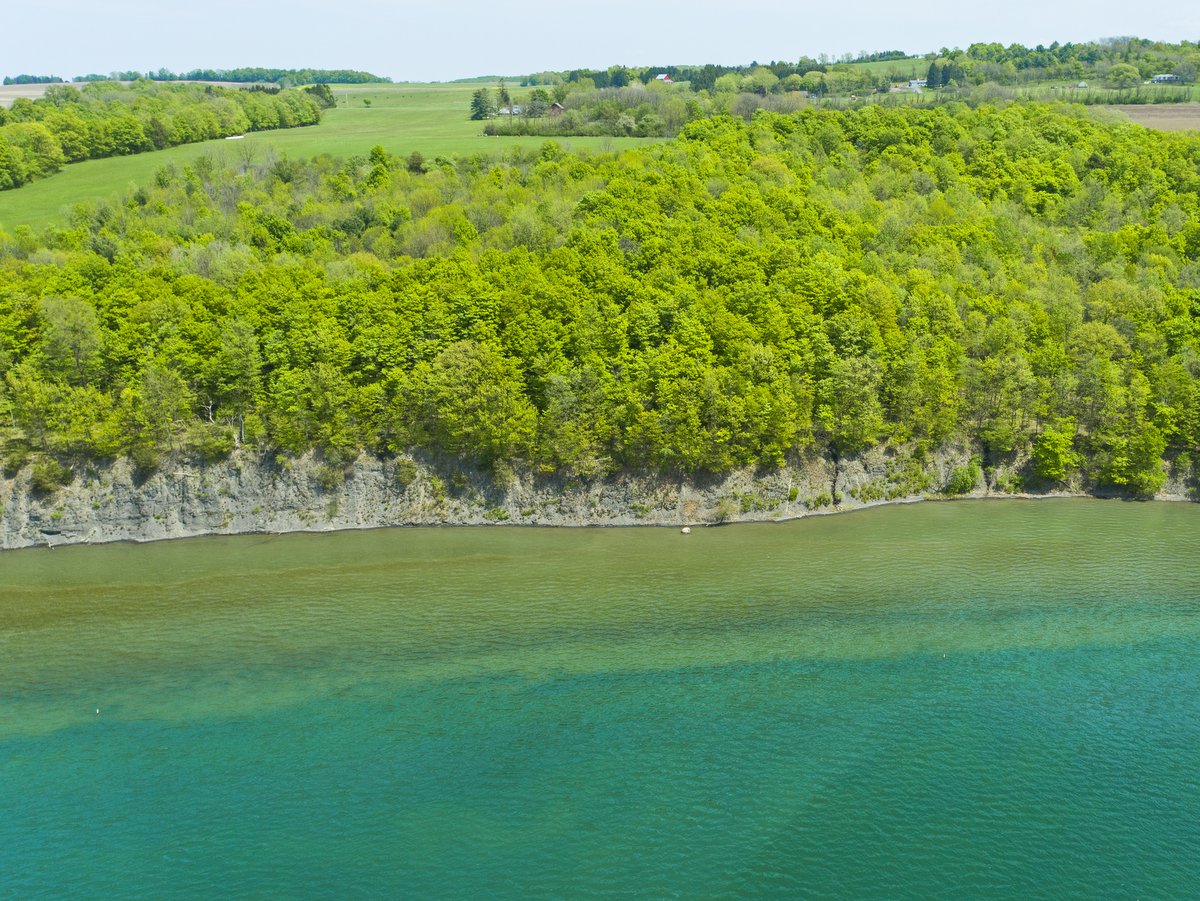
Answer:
[3,499,1200,898]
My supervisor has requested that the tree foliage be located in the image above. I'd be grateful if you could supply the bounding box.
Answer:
[2,103,1199,495]
[69,68,387,85]
[0,81,322,191]
[470,89,495,121]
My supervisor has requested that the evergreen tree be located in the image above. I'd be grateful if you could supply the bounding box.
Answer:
[469,88,494,121]
[942,60,966,86]
[303,83,337,109]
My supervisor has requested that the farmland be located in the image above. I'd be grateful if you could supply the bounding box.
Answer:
[0,83,58,107]
[1110,103,1200,131]
[0,82,657,231]
[3,70,1199,233]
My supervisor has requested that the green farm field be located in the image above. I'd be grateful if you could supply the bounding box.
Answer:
[0,82,658,231]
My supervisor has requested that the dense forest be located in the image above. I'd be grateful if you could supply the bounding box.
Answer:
[0,82,322,190]
[2,103,1199,497]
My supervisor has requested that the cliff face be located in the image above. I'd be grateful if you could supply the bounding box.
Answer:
[0,445,1185,550]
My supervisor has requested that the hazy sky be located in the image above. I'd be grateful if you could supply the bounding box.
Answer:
[4,0,1196,82]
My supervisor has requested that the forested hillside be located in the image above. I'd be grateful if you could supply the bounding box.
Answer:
[483,38,1200,141]
[930,38,1199,86]
[2,104,1199,496]
[527,38,1200,93]
[0,82,322,190]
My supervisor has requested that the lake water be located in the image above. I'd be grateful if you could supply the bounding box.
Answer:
[3,499,1199,899]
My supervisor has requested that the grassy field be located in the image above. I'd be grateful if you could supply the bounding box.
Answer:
[0,82,657,231]
[1110,103,1200,131]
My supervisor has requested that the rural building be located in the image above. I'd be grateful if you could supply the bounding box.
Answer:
[548,102,564,117]
[654,74,673,83]
[1150,74,1181,83]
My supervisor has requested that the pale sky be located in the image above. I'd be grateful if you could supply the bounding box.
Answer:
[3,0,1196,82]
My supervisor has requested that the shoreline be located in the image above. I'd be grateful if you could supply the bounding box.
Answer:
[12,492,1195,553]
[3,445,1191,551]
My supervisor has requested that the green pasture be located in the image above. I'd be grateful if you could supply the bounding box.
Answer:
[0,82,658,232]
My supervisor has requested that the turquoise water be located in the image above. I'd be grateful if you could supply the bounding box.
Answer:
[2,499,1199,898]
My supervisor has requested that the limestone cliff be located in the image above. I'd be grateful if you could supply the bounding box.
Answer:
[0,445,1187,550]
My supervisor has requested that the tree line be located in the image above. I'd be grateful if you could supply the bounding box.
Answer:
[478,37,1200,145]
[518,37,1199,97]
[475,63,1194,144]
[0,82,322,191]
[942,38,1199,85]
[1,103,1199,497]
[523,58,872,93]
[3,75,64,85]
[3,68,388,86]
[476,81,809,139]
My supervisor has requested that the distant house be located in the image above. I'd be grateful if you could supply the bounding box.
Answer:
[654,74,673,83]
[1150,73,1181,83]
[906,78,927,93]
[548,102,565,117]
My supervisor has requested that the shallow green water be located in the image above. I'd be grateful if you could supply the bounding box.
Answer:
[3,499,1199,898]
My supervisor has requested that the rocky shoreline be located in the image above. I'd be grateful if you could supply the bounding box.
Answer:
[1,445,1191,550]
